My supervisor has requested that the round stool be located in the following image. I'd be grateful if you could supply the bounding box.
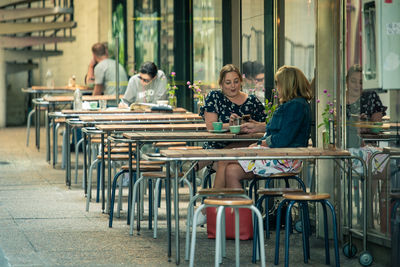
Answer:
[274,192,340,267]
[252,188,303,263]
[184,188,248,261]
[189,197,266,267]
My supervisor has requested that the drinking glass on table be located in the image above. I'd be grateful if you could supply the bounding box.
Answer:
[99,100,107,109]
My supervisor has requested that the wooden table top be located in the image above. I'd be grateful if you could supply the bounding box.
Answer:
[79,113,201,122]
[22,85,91,93]
[61,107,187,114]
[123,131,264,140]
[43,95,122,102]
[383,147,400,155]
[97,123,207,132]
[32,85,89,90]
[159,147,351,158]
[361,131,400,139]
[349,122,391,129]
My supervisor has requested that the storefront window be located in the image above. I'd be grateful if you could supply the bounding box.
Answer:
[133,0,160,70]
[193,0,223,91]
[281,0,315,81]
[241,0,265,103]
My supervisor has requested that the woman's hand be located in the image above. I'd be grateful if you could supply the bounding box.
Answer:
[118,102,128,108]
[249,140,268,147]
[241,120,265,133]
[229,113,241,126]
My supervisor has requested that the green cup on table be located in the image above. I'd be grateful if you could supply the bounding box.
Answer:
[212,121,223,131]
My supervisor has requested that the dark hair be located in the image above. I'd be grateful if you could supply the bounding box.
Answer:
[140,62,158,78]
[252,61,264,76]
[242,61,254,79]
[242,61,264,79]
[91,43,107,57]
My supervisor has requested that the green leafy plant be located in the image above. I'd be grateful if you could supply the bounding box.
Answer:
[317,89,334,131]
[167,72,177,97]
[265,88,278,123]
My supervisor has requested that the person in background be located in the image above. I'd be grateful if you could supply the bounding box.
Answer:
[346,64,387,148]
[118,62,167,107]
[214,65,313,188]
[345,64,388,233]
[88,42,128,99]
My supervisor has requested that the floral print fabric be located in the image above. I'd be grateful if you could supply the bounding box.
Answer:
[349,146,389,175]
[237,147,303,177]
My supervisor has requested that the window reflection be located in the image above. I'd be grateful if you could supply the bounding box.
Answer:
[241,0,265,103]
[193,0,223,92]
[282,0,315,81]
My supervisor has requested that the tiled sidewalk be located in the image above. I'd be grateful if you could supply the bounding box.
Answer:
[0,127,389,266]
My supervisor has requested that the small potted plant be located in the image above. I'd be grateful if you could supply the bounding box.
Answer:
[187,80,204,113]
[167,72,177,107]
[317,90,335,149]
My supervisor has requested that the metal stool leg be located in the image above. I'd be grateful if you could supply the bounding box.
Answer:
[26,109,35,146]
[86,158,99,212]
[74,138,84,184]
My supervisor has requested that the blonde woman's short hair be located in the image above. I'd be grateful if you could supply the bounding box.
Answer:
[275,65,312,102]
[218,64,243,87]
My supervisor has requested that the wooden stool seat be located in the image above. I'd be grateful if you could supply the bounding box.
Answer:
[120,160,165,169]
[167,146,203,150]
[390,193,400,199]
[154,141,187,147]
[54,118,66,123]
[204,197,253,206]
[283,192,330,201]
[120,165,162,171]
[103,147,133,153]
[267,172,301,178]
[198,188,245,195]
[257,188,303,196]
[97,154,130,160]
[90,138,102,144]
[141,171,184,178]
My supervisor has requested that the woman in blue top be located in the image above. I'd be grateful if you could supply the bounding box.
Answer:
[214,65,313,188]
[199,64,266,149]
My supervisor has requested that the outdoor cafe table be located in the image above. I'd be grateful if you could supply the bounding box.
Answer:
[134,146,363,264]
[63,115,200,186]
[22,85,92,97]
[49,107,190,166]
[91,124,208,213]
[38,95,124,159]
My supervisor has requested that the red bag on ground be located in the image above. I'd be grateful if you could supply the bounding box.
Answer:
[206,207,253,240]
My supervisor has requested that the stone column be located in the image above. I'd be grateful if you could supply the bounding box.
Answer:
[0,48,6,128]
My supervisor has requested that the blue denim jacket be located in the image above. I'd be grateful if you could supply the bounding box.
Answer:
[262,97,311,148]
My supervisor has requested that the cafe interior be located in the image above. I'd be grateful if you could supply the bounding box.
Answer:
[1,0,400,266]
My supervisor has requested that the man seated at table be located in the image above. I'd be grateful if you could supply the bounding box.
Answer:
[118,62,168,108]
[87,42,128,105]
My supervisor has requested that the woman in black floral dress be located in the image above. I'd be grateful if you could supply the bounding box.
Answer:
[199,64,266,149]
[346,64,387,148]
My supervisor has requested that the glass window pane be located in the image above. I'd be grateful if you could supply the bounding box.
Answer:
[283,0,315,81]
[193,0,223,91]
[241,0,265,103]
